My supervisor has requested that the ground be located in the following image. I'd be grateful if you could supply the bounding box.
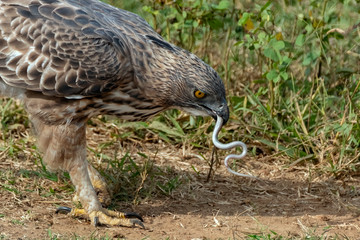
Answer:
[0,124,360,240]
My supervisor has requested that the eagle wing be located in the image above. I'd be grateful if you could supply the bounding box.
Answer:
[0,0,155,97]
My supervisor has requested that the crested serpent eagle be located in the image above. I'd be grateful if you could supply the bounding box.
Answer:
[0,0,229,227]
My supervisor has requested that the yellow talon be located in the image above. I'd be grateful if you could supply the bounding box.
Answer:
[57,207,144,228]
[70,208,87,218]
[88,210,144,228]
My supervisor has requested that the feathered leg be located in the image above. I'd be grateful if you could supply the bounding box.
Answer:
[72,165,112,207]
[88,165,111,206]
[25,97,144,228]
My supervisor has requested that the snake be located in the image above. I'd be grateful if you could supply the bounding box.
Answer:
[212,116,257,178]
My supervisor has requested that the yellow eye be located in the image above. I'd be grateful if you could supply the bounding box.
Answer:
[194,90,206,99]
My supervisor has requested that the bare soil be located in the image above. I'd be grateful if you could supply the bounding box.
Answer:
[1,129,360,239]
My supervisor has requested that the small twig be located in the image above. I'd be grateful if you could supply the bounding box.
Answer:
[206,147,217,182]
[0,146,9,159]
[326,22,360,37]
[288,154,314,168]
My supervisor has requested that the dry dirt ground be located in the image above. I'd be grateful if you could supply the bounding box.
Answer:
[0,127,360,239]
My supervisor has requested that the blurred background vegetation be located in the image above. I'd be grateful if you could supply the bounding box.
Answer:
[100,0,360,177]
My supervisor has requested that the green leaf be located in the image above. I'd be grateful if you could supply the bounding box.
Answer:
[208,18,224,30]
[238,12,250,25]
[117,122,148,129]
[182,11,187,18]
[280,71,288,80]
[302,54,312,65]
[274,75,281,83]
[305,24,313,33]
[264,48,278,61]
[266,69,278,81]
[166,114,185,136]
[295,34,305,47]
[269,39,285,50]
[215,0,230,10]
[149,121,184,138]
[282,56,292,65]
[334,123,353,137]
[258,31,267,42]
[258,139,296,158]
[142,6,159,15]
[302,51,320,66]
[234,40,244,46]
[260,0,272,13]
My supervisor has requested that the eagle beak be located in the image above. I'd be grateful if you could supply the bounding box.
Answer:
[213,103,229,125]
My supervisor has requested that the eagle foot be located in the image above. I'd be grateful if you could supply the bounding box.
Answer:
[55,206,144,228]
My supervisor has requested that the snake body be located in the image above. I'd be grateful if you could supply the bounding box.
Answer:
[212,116,256,178]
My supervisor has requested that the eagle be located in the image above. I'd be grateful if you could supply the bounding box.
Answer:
[0,0,229,228]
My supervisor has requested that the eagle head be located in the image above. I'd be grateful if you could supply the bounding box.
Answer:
[134,35,230,124]
[170,53,229,124]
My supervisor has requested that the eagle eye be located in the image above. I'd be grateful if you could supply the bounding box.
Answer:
[194,90,206,99]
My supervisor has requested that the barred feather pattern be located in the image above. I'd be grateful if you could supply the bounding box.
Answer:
[0,0,227,125]
[0,0,227,124]
[0,0,169,123]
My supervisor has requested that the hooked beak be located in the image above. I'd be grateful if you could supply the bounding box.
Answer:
[212,104,229,125]
[180,101,229,125]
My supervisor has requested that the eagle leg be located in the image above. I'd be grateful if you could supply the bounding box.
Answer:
[26,99,144,228]
[87,165,112,206]
[68,161,144,227]
[72,165,112,207]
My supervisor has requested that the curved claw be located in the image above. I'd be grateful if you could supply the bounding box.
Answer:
[130,218,145,229]
[55,206,72,214]
[124,212,144,222]
[93,216,99,227]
